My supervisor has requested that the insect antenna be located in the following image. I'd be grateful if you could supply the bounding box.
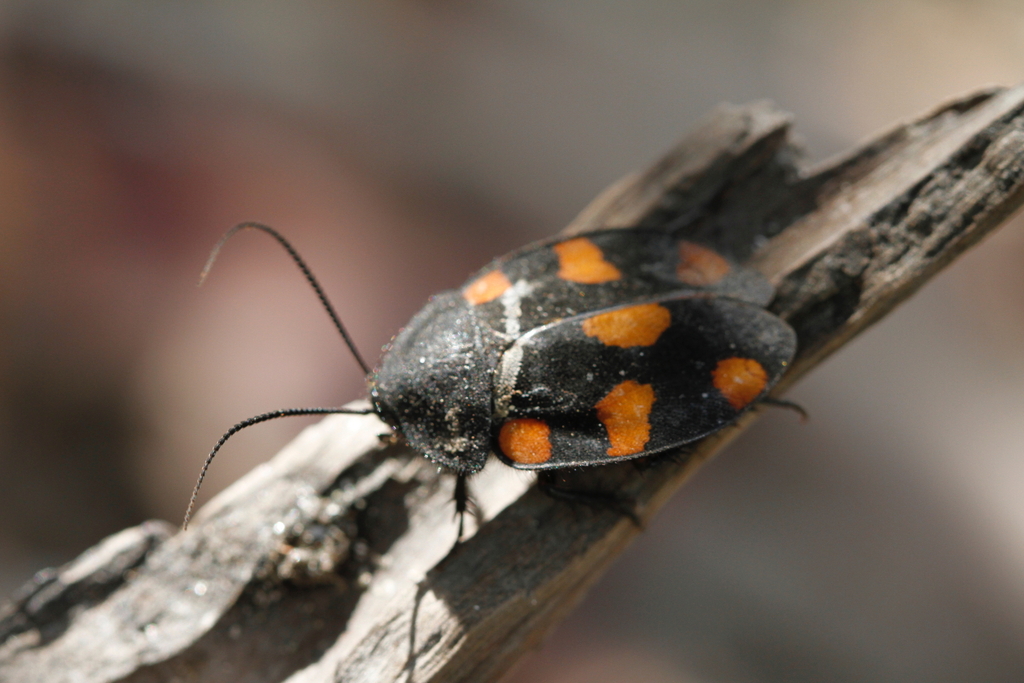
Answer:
[183,223,377,530]
[182,406,372,530]
[200,222,371,375]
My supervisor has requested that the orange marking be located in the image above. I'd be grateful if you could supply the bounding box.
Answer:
[712,357,768,410]
[582,303,671,348]
[553,238,622,284]
[596,380,655,457]
[677,241,731,285]
[499,418,552,464]
[463,270,511,305]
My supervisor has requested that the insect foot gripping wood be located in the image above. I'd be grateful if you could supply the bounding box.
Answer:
[185,223,797,540]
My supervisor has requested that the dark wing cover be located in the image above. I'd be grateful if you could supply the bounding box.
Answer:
[461,228,774,338]
[492,295,796,470]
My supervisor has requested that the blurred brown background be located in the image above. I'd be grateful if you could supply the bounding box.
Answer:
[2,1,1024,681]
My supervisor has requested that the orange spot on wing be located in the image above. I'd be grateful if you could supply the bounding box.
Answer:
[463,270,511,305]
[553,238,622,284]
[582,303,671,348]
[499,418,552,464]
[596,380,655,457]
[712,357,768,410]
[677,241,731,285]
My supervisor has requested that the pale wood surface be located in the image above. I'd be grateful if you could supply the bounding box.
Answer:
[3,86,1024,683]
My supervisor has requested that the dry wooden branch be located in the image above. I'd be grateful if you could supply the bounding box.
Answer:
[4,85,1024,683]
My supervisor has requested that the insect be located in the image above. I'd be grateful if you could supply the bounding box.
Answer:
[183,223,798,533]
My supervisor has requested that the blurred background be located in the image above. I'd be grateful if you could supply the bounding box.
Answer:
[2,1,1024,681]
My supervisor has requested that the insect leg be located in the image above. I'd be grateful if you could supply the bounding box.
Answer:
[761,396,809,422]
[453,473,468,540]
[536,471,641,527]
[630,447,694,473]
[451,473,481,542]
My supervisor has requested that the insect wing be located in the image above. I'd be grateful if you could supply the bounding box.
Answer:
[460,228,775,339]
[492,295,796,469]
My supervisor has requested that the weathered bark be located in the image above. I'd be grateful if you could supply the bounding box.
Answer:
[4,85,1024,683]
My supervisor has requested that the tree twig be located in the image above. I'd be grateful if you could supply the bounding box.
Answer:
[4,85,1024,683]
